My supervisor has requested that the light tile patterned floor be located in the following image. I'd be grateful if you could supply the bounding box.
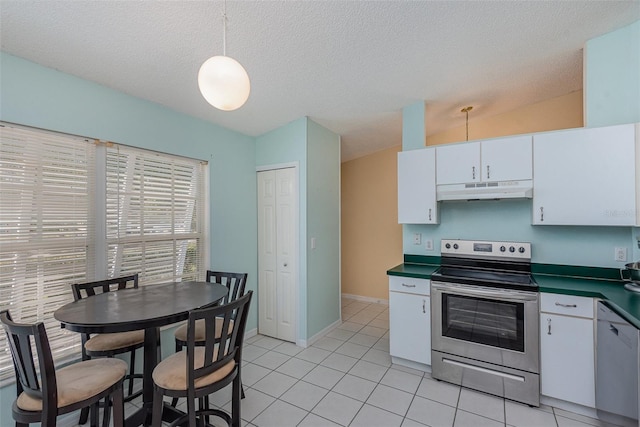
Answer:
[58,297,622,427]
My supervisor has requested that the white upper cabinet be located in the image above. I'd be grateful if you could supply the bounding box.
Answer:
[398,148,438,224]
[533,123,637,226]
[480,136,533,182]
[436,143,480,185]
[436,135,532,185]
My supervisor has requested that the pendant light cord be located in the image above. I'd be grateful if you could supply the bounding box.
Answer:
[222,0,227,56]
[461,106,473,141]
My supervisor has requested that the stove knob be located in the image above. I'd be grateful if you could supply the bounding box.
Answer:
[445,243,451,249]
[453,243,459,250]
[500,246,506,252]
[519,246,526,254]
[509,246,516,253]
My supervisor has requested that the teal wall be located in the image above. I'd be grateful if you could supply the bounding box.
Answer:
[306,120,341,338]
[0,52,259,424]
[255,117,309,340]
[255,117,341,341]
[403,200,633,268]
[402,101,426,150]
[585,20,640,127]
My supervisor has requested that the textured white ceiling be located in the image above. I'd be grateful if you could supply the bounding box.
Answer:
[1,1,639,161]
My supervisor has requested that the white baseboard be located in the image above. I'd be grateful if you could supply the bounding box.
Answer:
[540,395,598,418]
[342,293,389,305]
[244,327,258,341]
[302,318,342,348]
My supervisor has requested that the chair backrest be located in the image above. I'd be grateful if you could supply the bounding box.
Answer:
[186,291,253,391]
[71,274,139,301]
[0,310,57,419]
[205,271,247,304]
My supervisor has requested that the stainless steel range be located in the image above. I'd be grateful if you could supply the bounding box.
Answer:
[431,239,540,406]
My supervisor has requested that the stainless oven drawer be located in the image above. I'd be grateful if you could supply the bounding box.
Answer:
[432,350,540,407]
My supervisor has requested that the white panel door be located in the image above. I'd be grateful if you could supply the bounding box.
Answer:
[275,168,296,342]
[257,168,297,342]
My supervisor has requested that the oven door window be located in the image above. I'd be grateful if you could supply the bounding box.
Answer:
[442,294,524,352]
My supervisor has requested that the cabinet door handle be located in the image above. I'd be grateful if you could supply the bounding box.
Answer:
[540,206,544,222]
[401,283,416,288]
[422,299,426,314]
[472,166,476,180]
[428,208,432,221]
[555,302,577,308]
[486,165,490,179]
[547,318,552,335]
[609,323,619,336]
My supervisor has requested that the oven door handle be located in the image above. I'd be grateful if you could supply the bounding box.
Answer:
[431,282,538,303]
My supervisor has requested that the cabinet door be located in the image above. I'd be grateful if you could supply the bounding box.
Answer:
[540,313,595,407]
[533,124,636,225]
[436,143,480,185]
[481,135,532,182]
[389,291,430,365]
[398,149,438,224]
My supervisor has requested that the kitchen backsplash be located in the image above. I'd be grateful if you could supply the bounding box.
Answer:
[403,199,635,268]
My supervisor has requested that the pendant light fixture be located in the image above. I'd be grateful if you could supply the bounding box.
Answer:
[198,0,250,111]
[461,106,473,141]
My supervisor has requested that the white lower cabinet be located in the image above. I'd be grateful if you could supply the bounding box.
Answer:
[540,294,595,408]
[389,276,431,367]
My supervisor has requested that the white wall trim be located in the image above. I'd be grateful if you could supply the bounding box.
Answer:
[256,161,299,172]
[244,327,258,341]
[299,318,342,348]
[342,293,389,305]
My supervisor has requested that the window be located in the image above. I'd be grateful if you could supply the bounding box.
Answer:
[0,123,207,382]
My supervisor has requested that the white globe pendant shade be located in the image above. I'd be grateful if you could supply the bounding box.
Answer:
[198,55,250,111]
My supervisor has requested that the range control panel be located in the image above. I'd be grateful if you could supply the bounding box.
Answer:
[440,239,531,260]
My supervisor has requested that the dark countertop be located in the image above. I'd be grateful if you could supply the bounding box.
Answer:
[387,256,640,329]
[534,273,640,329]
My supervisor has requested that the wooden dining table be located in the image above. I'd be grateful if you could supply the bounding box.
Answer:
[54,281,228,427]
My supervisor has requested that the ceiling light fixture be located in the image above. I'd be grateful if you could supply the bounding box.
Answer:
[197,0,250,111]
[461,106,473,141]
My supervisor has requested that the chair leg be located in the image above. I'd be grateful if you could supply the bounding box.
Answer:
[232,375,242,427]
[79,406,90,424]
[128,348,136,397]
[170,341,182,408]
[151,387,164,427]
[112,386,125,427]
[90,401,99,427]
[101,395,111,427]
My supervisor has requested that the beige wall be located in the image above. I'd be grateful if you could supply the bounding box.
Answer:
[340,91,583,300]
[427,91,584,146]
[341,145,403,301]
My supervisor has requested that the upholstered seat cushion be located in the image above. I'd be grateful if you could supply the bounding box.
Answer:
[16,358,127,412]
[84,330,144,352]
[152,347,235,391]
[173,318,234,343]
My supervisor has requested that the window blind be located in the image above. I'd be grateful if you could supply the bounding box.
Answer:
[0,124,94,382]
[0,124,207,383]
[105,144,205,284]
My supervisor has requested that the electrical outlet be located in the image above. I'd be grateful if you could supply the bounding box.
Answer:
[413,233,422,245]
[425,239,434,251]
[614,247,627,262]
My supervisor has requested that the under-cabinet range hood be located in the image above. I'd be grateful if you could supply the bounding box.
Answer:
[436,180,533,201]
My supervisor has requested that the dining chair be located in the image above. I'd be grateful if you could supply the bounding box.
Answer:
[70,274,145,424]
[173,271,248,351]
[151,291,253,427]
[171,271,248,407]
[1,310,126,427]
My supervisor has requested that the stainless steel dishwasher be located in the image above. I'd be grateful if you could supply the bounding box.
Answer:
[596,301,640,427]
